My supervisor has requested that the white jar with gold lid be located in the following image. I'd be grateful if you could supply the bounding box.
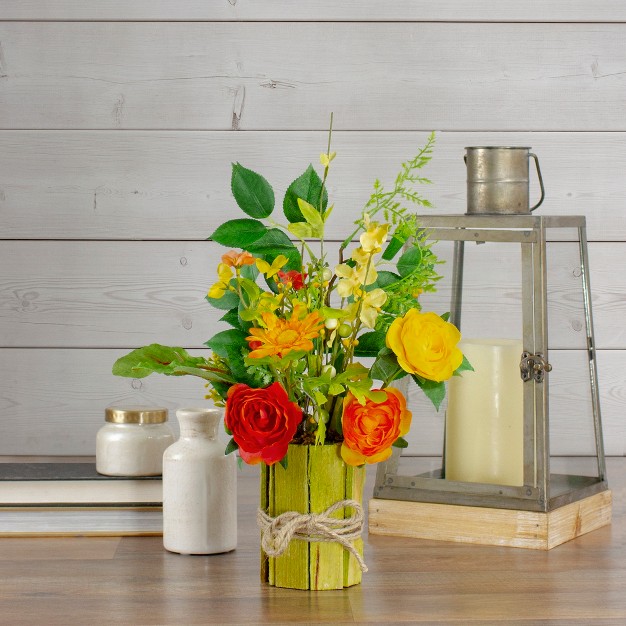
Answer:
[96,406,175,476]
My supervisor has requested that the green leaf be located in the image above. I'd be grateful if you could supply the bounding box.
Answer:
[297,198,324,231]
[313,391,328,405]
[382,236,405,261]
[239,277,261,304]
[414,376,446,411]
[368,270,401,291]
[172,365,233,384]
[315,418,327,446]
[370,351,407,384]
[112,344,207,379]
[240,263,259,281]
[224,438,239,456]
[220,308,243,329]
[283,165,327,222]
[206,289,240,311]
[397,246,423,277]
[287,222,314,239]
[354,331,387,357]
[319,306,349,320]
[231,163,275,218]
[246,229,302,271]
[246,228,297,253]
[440,312,450,322]
[365,389,388,403]
[205,329,248,358]
[328,382,345,396]
[279,455,289,471]
[392,436,409,449]
[453,354,474,376]
[209,218,268,248]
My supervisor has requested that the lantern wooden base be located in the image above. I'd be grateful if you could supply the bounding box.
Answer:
[368,490,612,550]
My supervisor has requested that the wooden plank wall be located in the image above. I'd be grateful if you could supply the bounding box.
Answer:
[0,3,625,456]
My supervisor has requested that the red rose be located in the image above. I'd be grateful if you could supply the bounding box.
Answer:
[341,387,412,466]
[225,382,302,465]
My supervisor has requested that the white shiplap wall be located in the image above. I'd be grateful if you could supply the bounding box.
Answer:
[0,3,624,456]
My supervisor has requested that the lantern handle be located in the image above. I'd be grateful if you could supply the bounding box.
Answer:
[529,153,545,212]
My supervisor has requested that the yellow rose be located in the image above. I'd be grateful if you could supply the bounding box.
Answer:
[386,309,462,382]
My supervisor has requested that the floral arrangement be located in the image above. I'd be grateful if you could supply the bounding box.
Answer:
[113,130,469,468]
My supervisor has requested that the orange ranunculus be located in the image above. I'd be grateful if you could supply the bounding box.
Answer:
[341,387,412,466]
[246,310,324,359]
[386,309,462,382]
[224,382,302,465]
[221,250,256,268]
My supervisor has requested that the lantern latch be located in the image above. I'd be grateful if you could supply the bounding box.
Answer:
[520,352,552,383]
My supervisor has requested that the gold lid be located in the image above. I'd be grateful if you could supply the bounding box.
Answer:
[105,406,169,424]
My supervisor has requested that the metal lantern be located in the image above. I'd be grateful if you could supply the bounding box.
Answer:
[370,148,610,548]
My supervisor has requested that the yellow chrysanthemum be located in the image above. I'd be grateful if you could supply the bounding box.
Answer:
[247,309,324,359]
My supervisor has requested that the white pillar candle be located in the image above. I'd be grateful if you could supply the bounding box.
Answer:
[445,338,524,486]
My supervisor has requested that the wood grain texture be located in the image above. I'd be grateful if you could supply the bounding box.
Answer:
[0,459,625,624]
[3,1,626,21]
[1,240,623,349]
[1,130,625,241]
[1,22,626,130]
[368,490,613,550]
[271,445,308,589]
[0,348,623,456]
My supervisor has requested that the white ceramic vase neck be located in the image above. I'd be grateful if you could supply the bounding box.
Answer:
[177,407,220,440]
[162,407,237,555]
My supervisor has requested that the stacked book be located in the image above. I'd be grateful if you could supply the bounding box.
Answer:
[0,462,162,536]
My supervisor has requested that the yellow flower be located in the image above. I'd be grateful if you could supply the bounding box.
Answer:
[247,309,324,359]
[208,263,234,299]
[350,246,369,267]
[335,262,377,298]
[360,216,389,254]
[386,309,463,382]
[320,152,336,167]
[356,288,387,329]
[256,255,288,278]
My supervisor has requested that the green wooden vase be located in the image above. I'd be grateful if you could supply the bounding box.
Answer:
[260,443,366,590]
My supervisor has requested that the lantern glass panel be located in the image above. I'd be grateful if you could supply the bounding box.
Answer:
[374,215,607,512]
[545,237,599,479]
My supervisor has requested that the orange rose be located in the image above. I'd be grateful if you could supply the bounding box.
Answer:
[341,387,412,466]
[386,309,462,382]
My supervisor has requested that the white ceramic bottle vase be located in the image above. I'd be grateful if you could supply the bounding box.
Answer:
[162,407,237,555]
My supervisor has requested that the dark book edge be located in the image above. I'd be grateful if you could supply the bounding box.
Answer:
[0,463,161,481]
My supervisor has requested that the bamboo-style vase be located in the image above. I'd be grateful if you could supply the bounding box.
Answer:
[260,443,365,590]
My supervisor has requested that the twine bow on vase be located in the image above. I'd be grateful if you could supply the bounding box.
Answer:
[257,499,368,573]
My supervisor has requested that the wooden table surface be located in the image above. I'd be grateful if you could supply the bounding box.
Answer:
[1,458,625,625]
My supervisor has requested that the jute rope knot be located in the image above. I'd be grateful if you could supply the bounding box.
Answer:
[257,499,368,573]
